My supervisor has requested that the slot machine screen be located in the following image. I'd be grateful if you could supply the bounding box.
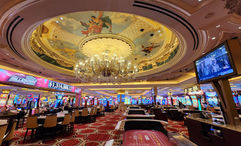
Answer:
[109,97,113,105]
[0,94,8,106]
[162,98,167,105]
[190,96,198,107]
[167,96,172,105]
[205,92,219,107]
[172,96,178,105]
[185,96,192,106]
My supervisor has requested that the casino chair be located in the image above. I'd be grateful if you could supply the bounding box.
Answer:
[39,115,57,140]
[57,114,71,134]
[0,123,8,145]
[80,108,89,123]
[110,106,115,112]
[2,120,17,146]
[24,115,38,142]
[99,105,105,116]
[74,110,81,123]
[88,108,96,122]
[69,112,76,133]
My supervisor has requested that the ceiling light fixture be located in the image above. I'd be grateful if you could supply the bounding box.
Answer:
[238,26,241,29]
[74,50,138,83]
[211,37,216,40]
[216,25,221,28]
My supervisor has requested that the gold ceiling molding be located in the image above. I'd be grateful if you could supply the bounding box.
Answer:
[71,72,196,87]
[88,87,152,91]
[96,90,148,96]
[22,11,184,79]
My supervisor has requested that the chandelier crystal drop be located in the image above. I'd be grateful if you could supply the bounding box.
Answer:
[74,52,138,83]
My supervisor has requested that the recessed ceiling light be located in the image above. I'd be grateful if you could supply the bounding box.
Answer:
[56,20,60,23]
[216,25,221,28]
[198,0,202,2]
[238,26,241,29]
[60,17,63,20]
[211,37,216,40]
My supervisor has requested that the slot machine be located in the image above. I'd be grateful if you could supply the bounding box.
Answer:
[190,96,198,107]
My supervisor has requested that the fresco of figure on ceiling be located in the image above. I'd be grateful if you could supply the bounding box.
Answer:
[80,11,112,36]
[141,43,160,54]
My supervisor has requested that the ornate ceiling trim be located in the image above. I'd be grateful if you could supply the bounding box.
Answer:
[133,0,199,50]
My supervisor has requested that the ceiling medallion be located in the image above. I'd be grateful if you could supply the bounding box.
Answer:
[79,33,135,58]
[74,50,138,83]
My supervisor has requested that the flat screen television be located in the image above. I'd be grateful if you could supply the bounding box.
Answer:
[194,38,241,83]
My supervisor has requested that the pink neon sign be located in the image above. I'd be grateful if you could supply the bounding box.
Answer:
[0,68,81,93]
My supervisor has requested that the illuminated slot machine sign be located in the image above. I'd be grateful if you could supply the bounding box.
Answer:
[162,97,167,105]
[138,98,141,105]
[109,97,113,105]
[98,98,103,105]
[172,96,178,105]
[48,81,72,92]
[167,92,172,105]
[132,98,137,105]
[156,96,162,105]
[103,97,107,106]
[142,96,147,104]
[190,96,198,107]
[62,96,68,105]
[7,93,15,106]
[237,95,241,107]
[0,69,81,94]
[82,97,86,105]
[94,97,98,105]
[184,85,204,107]
[177,96,185,105]
[55,94,63,107]
[184,96,192,106]
[205,92,219,107]
[124,96,131,105]
[0,90,10,106]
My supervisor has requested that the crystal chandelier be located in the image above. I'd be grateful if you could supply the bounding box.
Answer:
[74,51,138,83]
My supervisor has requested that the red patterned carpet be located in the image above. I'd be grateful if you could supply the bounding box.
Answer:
[10,112,124,146]
[8,112,188,146]
[166,120,189,138]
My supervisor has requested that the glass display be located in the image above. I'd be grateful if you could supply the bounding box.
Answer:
[195,44,234,83]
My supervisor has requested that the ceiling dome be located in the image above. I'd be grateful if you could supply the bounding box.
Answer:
[28,11,183,77]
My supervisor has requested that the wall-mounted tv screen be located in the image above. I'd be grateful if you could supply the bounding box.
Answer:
[194,39,241,83]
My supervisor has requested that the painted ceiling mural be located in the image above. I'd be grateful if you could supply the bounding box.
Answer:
[30,11,179,73]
